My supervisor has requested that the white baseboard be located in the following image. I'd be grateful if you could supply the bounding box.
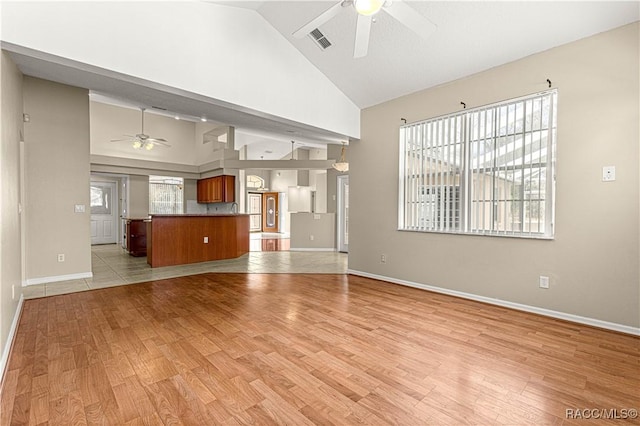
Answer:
[25,272,93,286]
[290,248,337,252]
[0,294,24,386]
[347,269,640,336]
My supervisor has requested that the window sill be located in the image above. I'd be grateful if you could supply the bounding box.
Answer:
[397,228,554,241]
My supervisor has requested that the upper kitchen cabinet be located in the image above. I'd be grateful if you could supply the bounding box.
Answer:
[197,175,235,203]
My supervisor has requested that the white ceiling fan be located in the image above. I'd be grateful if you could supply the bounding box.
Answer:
[110,108,170,150]
[293,0,436,58]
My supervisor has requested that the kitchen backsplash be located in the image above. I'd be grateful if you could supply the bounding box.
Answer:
[186,200,238,214]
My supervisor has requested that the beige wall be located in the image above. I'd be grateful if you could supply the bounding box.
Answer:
[1,52,24,371]
[128,174,150,218]
[90,101,197,165]
[350,23,639,328]
[326,144,347,214]
[290,213,335,250]
[184,178,197,203]
[23,77,92,282]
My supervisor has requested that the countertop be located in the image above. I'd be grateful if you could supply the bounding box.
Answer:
[149,214,249,218]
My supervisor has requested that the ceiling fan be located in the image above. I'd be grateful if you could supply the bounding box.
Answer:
[293,0,436,58]
[110,108,170,151]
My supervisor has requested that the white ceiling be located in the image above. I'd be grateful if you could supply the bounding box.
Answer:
[255,0,639,108]
[7,1,639,159]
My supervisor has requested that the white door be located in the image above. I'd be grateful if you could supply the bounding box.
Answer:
[337,175,349,253]
[248,193,262,231]
[90,181,118,245]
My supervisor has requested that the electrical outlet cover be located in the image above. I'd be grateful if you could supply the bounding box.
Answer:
[539,276,550,289]
[602,166,616,182]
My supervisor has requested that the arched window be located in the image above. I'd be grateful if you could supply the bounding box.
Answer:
[247,175,265,190]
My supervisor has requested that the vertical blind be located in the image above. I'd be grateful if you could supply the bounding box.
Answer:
[149,176,184,214]
[399,90,557,238]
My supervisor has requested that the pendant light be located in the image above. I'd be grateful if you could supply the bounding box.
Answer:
[332,142,349,172]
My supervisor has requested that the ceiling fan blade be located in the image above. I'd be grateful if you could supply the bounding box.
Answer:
[146,138,171,147]
[353,14,372,58]
[110,136,137,142]
[293,1,344,38]
[384,0,436,41]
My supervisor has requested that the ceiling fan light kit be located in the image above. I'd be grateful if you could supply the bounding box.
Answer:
[293,0,436,59]
[354,0,384,16]
[110,107,171,151]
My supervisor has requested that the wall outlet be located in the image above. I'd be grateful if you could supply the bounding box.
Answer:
[602,166,616,182]
[539,275,549,289]
[57,253,65,262]
[310,235,314,241]
[204,236,209,243]
[380,254,387,264]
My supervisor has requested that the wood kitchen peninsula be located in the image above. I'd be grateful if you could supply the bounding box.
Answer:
[147,214,249,268]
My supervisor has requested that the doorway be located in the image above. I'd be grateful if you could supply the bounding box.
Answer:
[90,181,118,245]
[337,175,349,253]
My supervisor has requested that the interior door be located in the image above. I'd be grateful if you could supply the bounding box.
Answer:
[90,181,118,245]
[262,192,279,233]
[337,175,349,253]
[248,193,263,232]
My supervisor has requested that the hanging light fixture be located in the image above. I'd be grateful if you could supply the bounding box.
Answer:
[332,142,349,172]
[257,156,269,191]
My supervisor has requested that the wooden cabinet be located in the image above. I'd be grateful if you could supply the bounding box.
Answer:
[197,175,235,203]
[125,219,147,257]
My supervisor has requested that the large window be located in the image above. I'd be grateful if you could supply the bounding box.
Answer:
[399,90,557,238]
[149,175,184,214]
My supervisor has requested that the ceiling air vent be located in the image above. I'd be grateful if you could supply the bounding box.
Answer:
[310,28,332,50]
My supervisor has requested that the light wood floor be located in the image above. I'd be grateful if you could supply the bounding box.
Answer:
[2,273,638,425]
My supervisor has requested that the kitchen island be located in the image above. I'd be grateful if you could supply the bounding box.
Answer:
[147,214,249,268]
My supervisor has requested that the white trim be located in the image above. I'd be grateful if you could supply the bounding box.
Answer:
[25,272,93,286]
[0,295,24,385]
[337,174,349,253]
[290,248,336,252]
[347,269,640,336]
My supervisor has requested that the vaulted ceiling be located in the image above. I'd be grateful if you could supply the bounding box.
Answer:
[248,1,638,108]
[4,1,639,158]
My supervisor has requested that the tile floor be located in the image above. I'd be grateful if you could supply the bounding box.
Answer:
[22,243,348,299]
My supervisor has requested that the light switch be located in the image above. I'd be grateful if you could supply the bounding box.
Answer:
[602,166,616,182]
[74,204,86,213]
